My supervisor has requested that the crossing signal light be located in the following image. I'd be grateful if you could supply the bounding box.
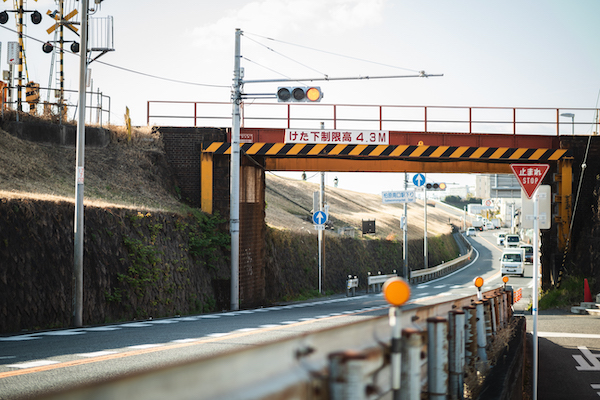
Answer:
[0,11,8,24]
[277,86,323,102]
[425,182,447,191]
[31,10,42,24]
[42,42,53,53]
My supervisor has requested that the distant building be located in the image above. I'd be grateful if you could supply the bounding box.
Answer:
[475,174,522,228]
[475,174,521,199]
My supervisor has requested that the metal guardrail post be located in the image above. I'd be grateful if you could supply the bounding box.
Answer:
[401,328,423,400]
[463,305,477,368]
[475,301,488,364]
[449,310,466,400]
[483,299,493,343]
[427,316,448,400]
[489,296,498,337]
[329,349,380,400]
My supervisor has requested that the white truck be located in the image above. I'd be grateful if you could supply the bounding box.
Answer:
[472,220,484,231]
[500,248,525,277]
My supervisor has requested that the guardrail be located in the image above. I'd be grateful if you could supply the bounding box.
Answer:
[147,100,599,136]
[409,232,473,284]
[366,271,398,293]
[38,287,518,400]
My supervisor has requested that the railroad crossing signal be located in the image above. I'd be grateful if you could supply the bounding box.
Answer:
[46,8,78,35]
[277,86,323,102]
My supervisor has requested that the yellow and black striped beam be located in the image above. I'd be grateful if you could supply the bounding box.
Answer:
[203,142,571,162]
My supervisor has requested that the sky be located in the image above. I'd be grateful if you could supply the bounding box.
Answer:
[1,0,599,195]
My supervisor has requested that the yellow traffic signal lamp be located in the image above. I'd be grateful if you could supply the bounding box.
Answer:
[425,182,446,191]
[277,86,323,102]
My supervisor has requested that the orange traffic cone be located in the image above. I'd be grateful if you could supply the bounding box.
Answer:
[584,278,593,303]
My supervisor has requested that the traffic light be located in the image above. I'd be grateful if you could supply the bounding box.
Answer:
[425,182,447,191]
[277,86,323,102]
[0,11,8,24]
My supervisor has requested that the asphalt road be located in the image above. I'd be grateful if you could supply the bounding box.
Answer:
[0,228,552,399]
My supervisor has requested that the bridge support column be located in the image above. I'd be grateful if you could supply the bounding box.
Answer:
[200,151,213,214]
[556,158,573,252]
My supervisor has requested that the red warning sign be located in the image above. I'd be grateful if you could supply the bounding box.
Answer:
[510,164,550,199]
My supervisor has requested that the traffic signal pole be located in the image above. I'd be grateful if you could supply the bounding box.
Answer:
[73,0,89,328]
[230,29,242,311]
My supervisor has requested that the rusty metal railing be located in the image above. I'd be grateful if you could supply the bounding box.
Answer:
[147,100,599,136]
[37,287,516,400]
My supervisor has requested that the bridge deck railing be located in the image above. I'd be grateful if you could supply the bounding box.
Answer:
[147,100,599,136]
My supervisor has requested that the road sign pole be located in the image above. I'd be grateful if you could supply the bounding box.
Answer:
[403,173,408,279]
[424,174,428,269]
[533,197,540,398]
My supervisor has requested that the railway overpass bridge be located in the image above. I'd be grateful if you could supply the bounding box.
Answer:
[152,101,598,306]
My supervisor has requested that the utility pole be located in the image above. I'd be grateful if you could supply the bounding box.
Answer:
[424,174,428,269]
[73,0,89,328]
[230,29,242,311]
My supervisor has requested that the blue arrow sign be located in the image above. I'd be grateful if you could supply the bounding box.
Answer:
[313,210,327,225]
[413,173,425,187]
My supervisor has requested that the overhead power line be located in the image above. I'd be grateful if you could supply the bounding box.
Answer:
[0,24,230,89]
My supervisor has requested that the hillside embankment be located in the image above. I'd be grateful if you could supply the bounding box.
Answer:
[0,118,462,333]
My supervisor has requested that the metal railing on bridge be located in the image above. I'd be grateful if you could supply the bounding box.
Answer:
[147,100,599,136]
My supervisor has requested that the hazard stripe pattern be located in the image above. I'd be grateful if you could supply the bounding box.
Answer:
[203,142,571,161]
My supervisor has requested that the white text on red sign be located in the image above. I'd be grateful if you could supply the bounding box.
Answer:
[285,129,389,145]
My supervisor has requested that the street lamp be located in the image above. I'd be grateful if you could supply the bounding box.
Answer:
[560,112,575,135]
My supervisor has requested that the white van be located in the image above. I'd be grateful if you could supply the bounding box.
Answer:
[504,234,520,248]
[500,248,525,277]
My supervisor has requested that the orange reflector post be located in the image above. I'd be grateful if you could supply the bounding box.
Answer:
[502,276,509,284]
[473,276,484,288]
[383,277,411,306]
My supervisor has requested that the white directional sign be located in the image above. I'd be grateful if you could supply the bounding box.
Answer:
[521,185,551,229]
[312,210,328,225]
[382,190,416,204]
[413,173,425,187]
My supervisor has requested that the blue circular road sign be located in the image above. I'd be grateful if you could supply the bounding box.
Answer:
[413,173,425,187]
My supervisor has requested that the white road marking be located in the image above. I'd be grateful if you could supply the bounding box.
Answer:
[0,335,41,341]
[538,332,600,339]
[83,326,121,331]
[120,322,153,328]
[77,351,118,358]
[147,319,179,324]
[6,360,59,369]
[37,330,86,336]
[128,344,164,350]
[170,338,198,343]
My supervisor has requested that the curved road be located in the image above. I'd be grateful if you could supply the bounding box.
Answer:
[0,230,512,399]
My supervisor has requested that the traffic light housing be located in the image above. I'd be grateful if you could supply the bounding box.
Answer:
[31,10,42,24]
[425,182,446,191]
[42,42,53,53]
[0,11,8,24]
[277,86,323,102]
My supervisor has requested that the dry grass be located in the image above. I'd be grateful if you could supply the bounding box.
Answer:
[0,121,185,213]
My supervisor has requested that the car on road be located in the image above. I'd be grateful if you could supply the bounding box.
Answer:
[497,232,506,245]
[504,234,520,248]
[521,244,534,263]
[484,222,494,230]
[500,248,525,277]
[466,227,476,236]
